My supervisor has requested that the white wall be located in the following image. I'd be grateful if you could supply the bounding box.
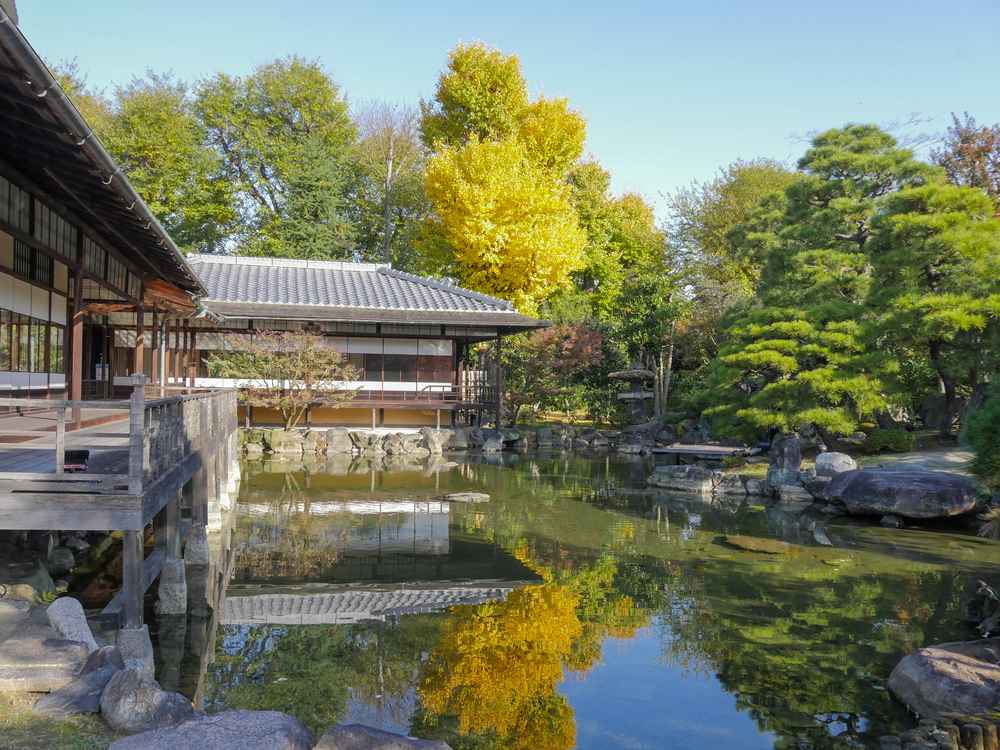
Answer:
[0,267,67,390]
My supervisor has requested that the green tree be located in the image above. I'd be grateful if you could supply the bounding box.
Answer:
[349,102,428,266]
[101,72,235,253]
[868,181,1000,432]
[420,43,530,148]
[669,159,796,300]
[196,56,356,257]
[704,125,935,439]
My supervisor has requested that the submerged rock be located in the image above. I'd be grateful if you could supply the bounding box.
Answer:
[880,514,905,529]
[109,710,313,750]
[824,469,981,520]
[721,535,794,555]
[315,723,451,749]
[440,492,490,503]
[888,638,1000,718]
[647,465,720,494]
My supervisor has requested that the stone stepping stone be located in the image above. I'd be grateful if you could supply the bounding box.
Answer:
[0,634,88,692]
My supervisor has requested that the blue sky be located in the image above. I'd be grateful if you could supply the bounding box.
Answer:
[18,1,1000,219]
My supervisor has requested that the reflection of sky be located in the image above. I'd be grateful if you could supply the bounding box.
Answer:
[560,620,775,750]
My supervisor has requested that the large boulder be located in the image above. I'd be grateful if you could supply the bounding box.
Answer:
[326,428,355,454]
[767,434,802,489]
[109,710,313,750]
[46,597,98,652]
[100,668,194,734]
[264,430,304,455]
[647,465,720,494]
[382,433,406,455]
[448,428,470,451]
[419,427,451,455]
[824,469,981,519]
[815,451,858,478]
[315,723,451,749]
[888,638,1000,718]
[302,430,327,454]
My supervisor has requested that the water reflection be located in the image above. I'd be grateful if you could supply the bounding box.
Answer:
[184,455,1000,749]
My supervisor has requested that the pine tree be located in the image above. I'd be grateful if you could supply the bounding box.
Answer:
[704,125,934,440]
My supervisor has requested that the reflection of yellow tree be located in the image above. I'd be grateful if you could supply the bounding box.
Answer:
[419,583,581,750]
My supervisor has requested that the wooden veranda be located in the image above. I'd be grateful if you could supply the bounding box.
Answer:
[0,376,238,634]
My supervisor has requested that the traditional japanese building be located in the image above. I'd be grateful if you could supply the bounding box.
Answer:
[0,3,203,401]
[171,255,546,428]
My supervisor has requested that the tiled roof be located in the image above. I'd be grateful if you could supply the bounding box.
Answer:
[188,255,513,312]
[222,585,525,625]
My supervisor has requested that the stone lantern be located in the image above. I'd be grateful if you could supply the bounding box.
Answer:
[609,366,655,424]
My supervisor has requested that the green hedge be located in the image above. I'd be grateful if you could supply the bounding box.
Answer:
[967,386,1000,490]
[861,428,916,454]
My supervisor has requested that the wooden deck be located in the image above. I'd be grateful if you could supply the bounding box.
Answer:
[0,380,240,632]
[0,409,130,474]
[652,442,760,463]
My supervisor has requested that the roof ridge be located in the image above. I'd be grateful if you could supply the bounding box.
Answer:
[187,254,387,272]
[379,267,514,311]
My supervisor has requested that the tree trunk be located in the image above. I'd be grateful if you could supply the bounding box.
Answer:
[928,339,957,436]
[381,141,395,264]
[662,321,676,414]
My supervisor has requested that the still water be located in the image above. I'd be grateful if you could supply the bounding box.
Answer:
[198,454,1000,749]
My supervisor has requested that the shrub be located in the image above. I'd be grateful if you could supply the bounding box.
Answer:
[862,428,916,454]
[967,386,1000,490]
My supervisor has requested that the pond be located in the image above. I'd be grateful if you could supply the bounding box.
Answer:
[195,454,1000,749]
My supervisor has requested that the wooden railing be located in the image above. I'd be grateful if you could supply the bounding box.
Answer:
[0,376,237,496]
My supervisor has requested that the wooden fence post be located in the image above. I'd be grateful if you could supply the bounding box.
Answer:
[128,374,146,495]
[55,406,65,474]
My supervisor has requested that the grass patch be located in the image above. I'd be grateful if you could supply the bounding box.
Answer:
[0,693,120,750]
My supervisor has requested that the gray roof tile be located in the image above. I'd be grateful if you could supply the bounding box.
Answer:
[187,255,514,313]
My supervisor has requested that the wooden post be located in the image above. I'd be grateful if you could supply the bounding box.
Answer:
[150,310,159,386]
[134,306,145,378]
[122,529,143,628]
[69,275,83,424]
[187,328,197,387]
[128,374,146,495]
[494,334,503,429]
[55,406,65,474]
[436,409,440,430]
[172,319,180,385]
[371,407,376,430]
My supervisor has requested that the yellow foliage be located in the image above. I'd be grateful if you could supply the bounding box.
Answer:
[517,97,586,174]
[419,583,581,750]
[422,137,586,313]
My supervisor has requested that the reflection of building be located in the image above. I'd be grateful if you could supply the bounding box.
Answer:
[230,492,538,596]
[222,583,525,625]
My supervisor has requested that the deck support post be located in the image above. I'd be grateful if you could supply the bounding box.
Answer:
[121,529,144,629]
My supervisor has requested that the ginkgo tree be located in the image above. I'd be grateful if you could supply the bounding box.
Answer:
[419,43,588,313]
